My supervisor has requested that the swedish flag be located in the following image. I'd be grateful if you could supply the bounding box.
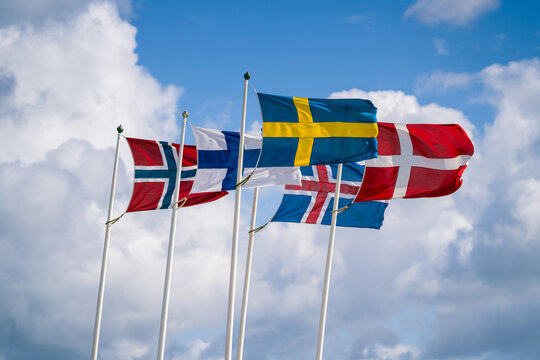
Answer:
[257,93,378,167]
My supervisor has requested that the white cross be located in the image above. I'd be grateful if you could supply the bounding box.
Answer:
[363,124,472,199]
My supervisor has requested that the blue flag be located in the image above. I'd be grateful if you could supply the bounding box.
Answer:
[257,93,379,167]
[271,164,387,229]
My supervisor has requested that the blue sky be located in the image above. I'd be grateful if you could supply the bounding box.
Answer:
[131,0,540,132]
[1,1,540,360]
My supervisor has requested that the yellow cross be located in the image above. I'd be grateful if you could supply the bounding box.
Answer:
[262,97,378,166]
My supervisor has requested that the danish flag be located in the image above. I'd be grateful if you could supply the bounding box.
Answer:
[354,122,474,202]
[126,137,227,212]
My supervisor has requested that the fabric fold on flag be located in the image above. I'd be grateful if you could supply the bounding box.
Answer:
[126,137,227,212]
[354,122,474,201]
[190,126,301,193]
[272,164,387,229]
[257,93,379,167]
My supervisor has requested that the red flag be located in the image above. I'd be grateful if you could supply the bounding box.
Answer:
[126,137,227,212]
[354,122,474,201]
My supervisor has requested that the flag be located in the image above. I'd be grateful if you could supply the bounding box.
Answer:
[126,137,227,212]
[257,93,379,167]
[272,164,387,229]
[190,126,301,192]
[354,122,474,201]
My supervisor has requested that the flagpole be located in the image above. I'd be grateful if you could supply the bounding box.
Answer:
[156,110,189,360]
[91,125,124,360]
[236,187,259,360]
[225,72,250,360]
[315,163,343,360]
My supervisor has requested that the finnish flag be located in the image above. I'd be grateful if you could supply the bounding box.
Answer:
[191,126,301,193]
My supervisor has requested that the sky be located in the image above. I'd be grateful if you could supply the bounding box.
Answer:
[1,1,540,360]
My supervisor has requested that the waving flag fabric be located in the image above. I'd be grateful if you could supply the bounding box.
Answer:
[126,137,227,212]
[354,122,474,201]
[257,93,379,167]
[272,164,387,229]
[190,126,301,193]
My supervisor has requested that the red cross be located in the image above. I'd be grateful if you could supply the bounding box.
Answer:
[285,165,361,224]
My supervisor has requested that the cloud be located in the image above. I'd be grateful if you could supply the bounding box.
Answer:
[0,69,15,101]
[329,87,475,136]
[170,339,213,360]
[415,70,475,93]
[347,12,376,28]
[0,0,132,27]
[405,0,500,26]
[433,38,449,55]
[0,2,181,165]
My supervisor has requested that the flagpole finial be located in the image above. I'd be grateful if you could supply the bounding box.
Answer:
[244,72,250,80]
[182,110,189,119]
[117,125,124,133]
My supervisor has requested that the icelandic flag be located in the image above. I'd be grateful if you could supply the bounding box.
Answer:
[354,122,474,201]
[257,93,379,167]
[190,126,301,193]
[126,137,227,212]
[272,164,387,229]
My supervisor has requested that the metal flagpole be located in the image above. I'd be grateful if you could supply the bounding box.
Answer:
[91,125,124,360]
[236,187,259,360]
[156,110,189,360]
[225,72,250,360]
[315,163,343,360]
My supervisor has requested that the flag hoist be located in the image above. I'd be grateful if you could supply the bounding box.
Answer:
[236,186,259,360]
[91,124,124,360]
[315,163,342,360]
[156,110,189,360]
[224,72,251,360]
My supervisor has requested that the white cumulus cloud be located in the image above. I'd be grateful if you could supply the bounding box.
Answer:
[0,0,132,26]
[0,2,181,164]
[405,0,500,26]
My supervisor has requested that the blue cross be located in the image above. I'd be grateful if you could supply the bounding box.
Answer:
[134,141,196,209]
[197,131,260,190]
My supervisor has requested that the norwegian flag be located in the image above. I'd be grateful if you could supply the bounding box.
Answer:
[126,137,227,212]
[355,122,474,202]
[272,164,387,229]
